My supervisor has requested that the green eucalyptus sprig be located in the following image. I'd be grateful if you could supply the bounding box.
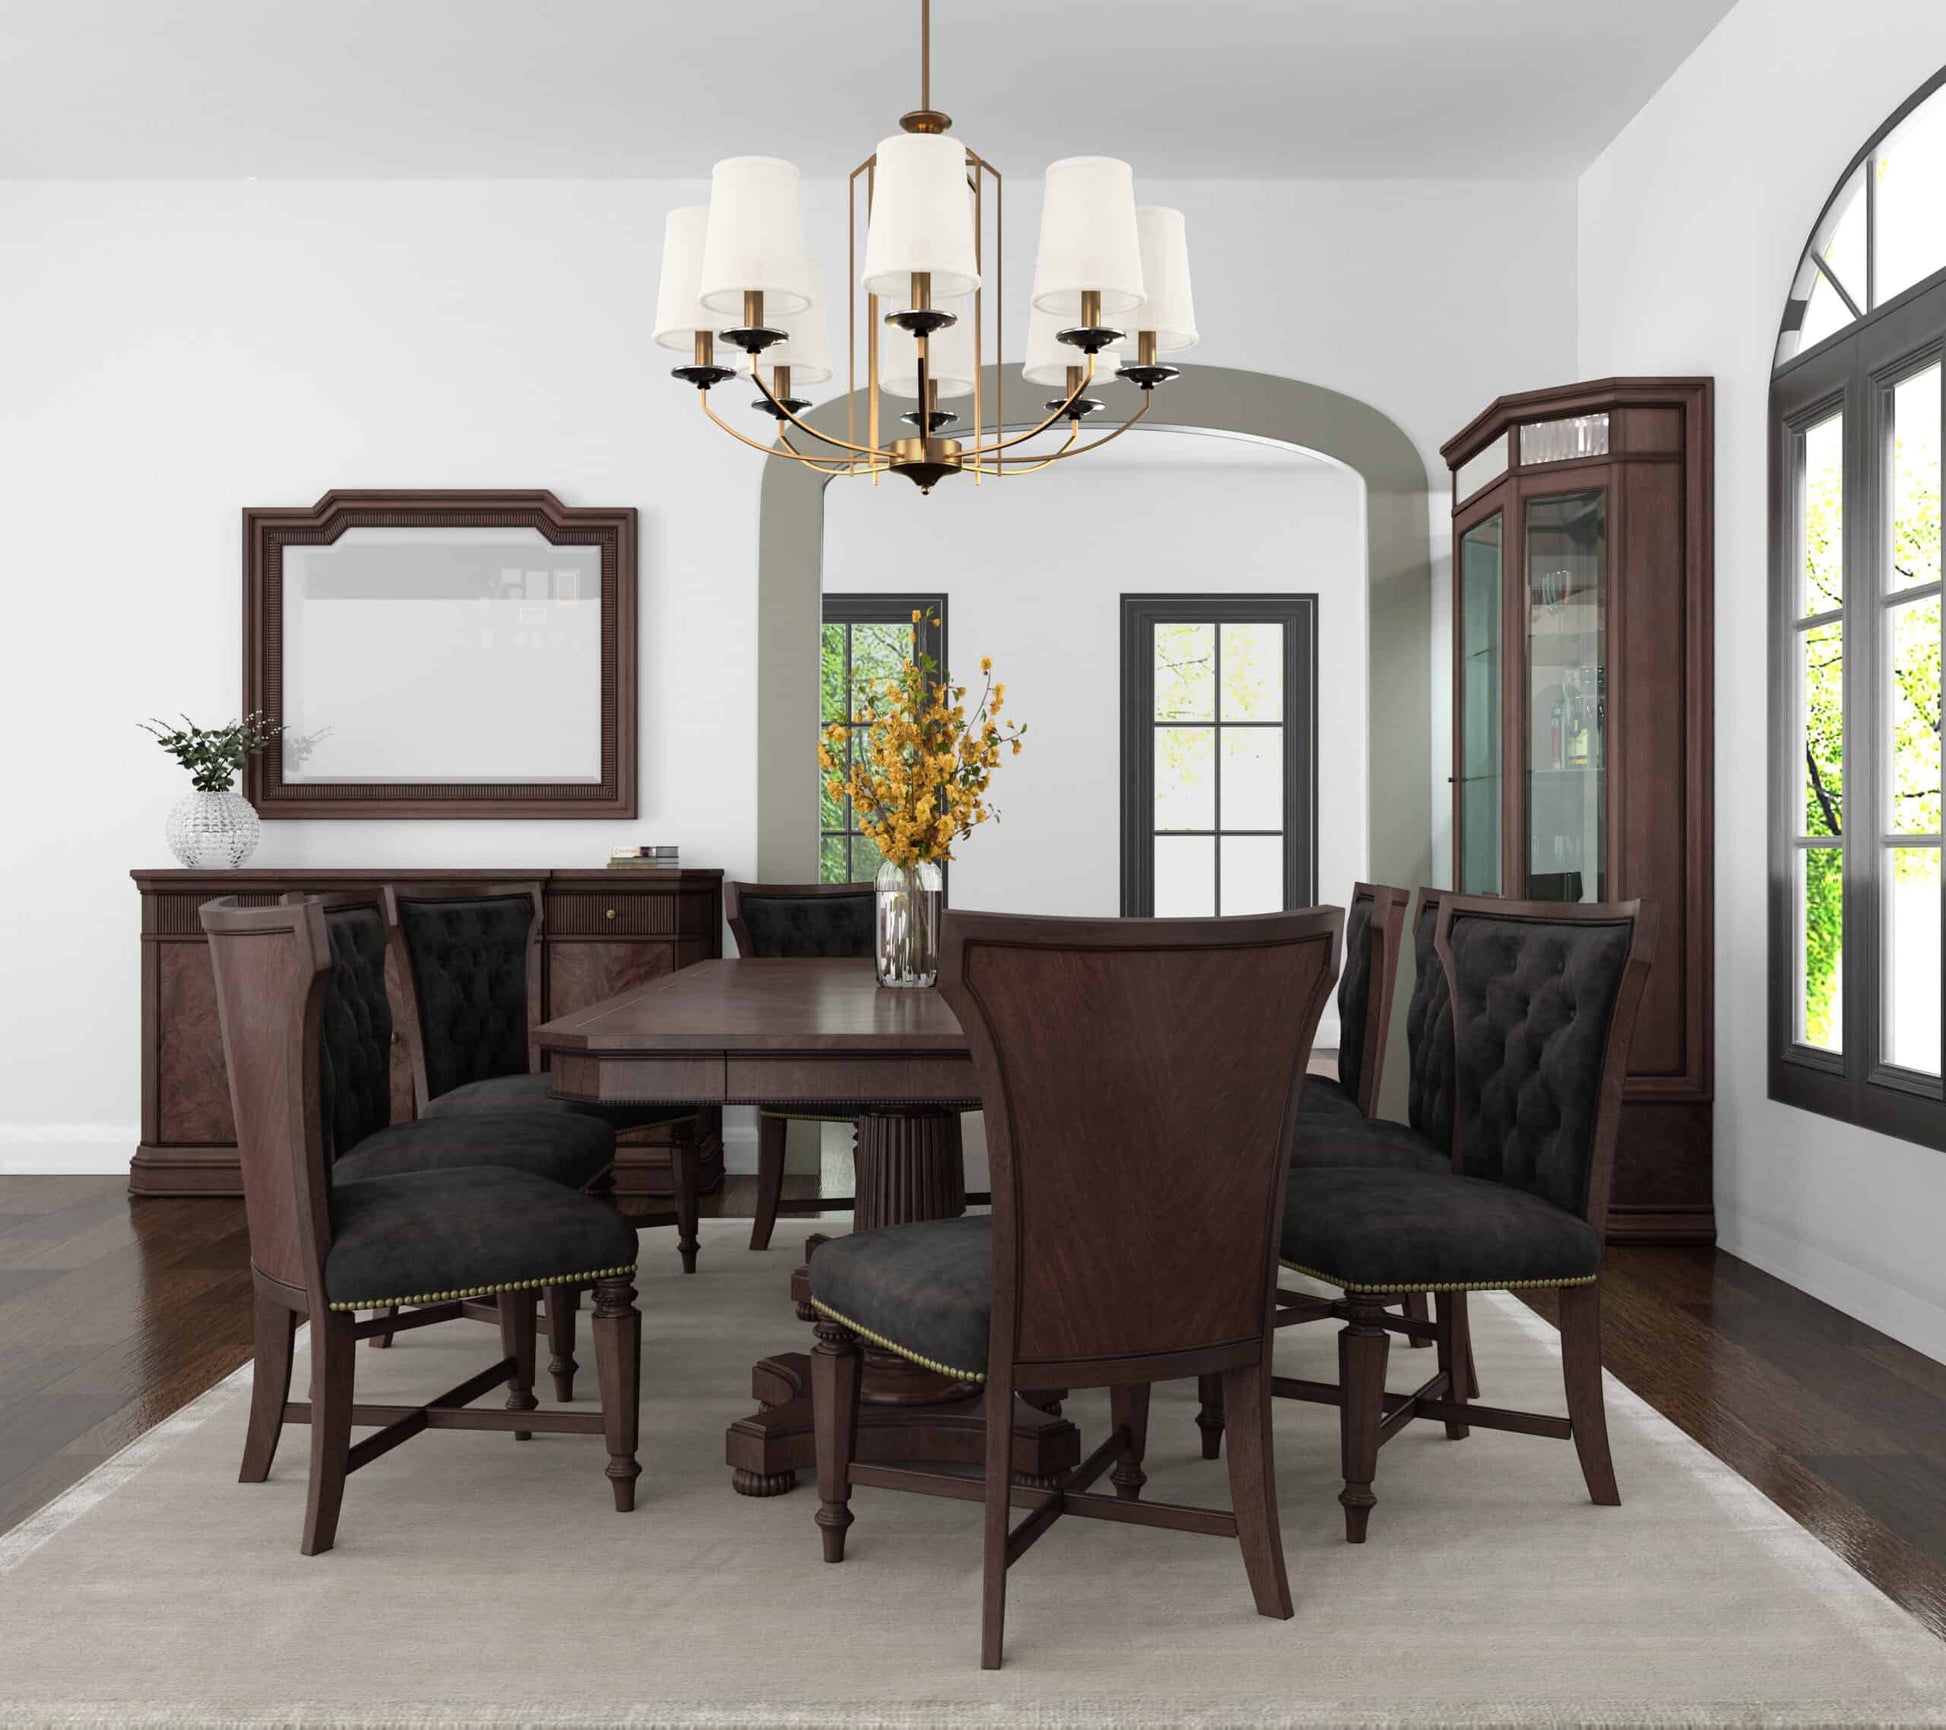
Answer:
[139,712,284,793]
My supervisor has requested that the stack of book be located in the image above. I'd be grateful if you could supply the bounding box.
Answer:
[608,845,680,870]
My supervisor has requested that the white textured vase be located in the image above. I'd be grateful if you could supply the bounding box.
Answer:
[165,787,261,869]
[874,858,943,988]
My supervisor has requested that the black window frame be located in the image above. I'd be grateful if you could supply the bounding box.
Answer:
[1768,67,1946,1149]
[1119,593,1318,917]
[819,593,947,886]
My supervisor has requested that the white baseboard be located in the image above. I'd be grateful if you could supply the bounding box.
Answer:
[1719,1209,1946,1366]
[0,1124,135,1175]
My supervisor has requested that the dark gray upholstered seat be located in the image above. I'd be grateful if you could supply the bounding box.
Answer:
[324,1166,640,1311]
[1292,1114,1448,1174]
[421,1071,697,1135]
[1281,1168,1600,1292]
[807,1215,991,1380]
[1299,1076,1362,1122]
[332,1110,615,1191]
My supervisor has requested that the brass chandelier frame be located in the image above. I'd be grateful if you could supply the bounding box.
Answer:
[679,0,1166,492]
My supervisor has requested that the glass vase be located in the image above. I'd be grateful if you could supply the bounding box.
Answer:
[165,786,261,869]
[874,858,943,988]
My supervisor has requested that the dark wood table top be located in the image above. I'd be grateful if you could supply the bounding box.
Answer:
[535,958,968,1055]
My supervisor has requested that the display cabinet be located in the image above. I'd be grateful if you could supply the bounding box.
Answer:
[1443,379,1714,1242]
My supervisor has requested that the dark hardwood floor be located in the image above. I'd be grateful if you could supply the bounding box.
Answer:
[2,1173,1942,1644]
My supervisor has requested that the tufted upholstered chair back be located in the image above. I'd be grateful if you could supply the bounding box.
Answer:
[384,884,543,1109]
[726,880,875,959]
[315,900,396,1163]
[1331,883,1408,1117]
[1436,895,1656,1230]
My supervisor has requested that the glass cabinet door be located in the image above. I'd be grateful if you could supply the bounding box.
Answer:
[1457,513,1503,893]
[1524,489,1607,902]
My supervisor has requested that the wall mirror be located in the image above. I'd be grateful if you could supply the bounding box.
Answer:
[243,490,636,818]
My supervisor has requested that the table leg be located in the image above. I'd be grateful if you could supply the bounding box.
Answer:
[725,1105,1081,1494]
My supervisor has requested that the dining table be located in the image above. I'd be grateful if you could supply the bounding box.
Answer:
[535,957,1081,1496]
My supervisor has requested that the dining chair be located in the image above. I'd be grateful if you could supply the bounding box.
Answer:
[1275,894,1656,1543]
[805,906,1341,1669]
[727,879,991,1250]
[1196,883,1435,1458]
[384,883,708,1280]
[287,890,627,1397]
[1301,881,1410,1123]
[202,896,643,1556]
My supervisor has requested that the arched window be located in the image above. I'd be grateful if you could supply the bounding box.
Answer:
[1771,70,1946,1144]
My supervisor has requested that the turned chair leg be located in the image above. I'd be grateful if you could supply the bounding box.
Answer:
[1221,1358,1293,1618]
[545,1284,580,1402]
[1403,1292,1434,1347]
[591,1276,642,1511]
[499,1290,539,1441]
[669,1126,701,1274]
[1559,1280,1620,1506]
[1109,1382,1151,1501]
[749,1114,788,1251]
[811,1317,862,1561]
[366,1304,398,1349]
[301,1310,357,1556]
[1337,1295,1391,1544]
[1435,1291,1471,1439]
[1195,1372,1226,1459]
[239,1291,298,1484]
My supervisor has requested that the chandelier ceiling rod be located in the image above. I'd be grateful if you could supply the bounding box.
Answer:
[650,0,1196,493]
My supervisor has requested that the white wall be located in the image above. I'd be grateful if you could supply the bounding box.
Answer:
[823,442,1369,1041]
[1577,0,1946,1360]
[0,175,1576,1172]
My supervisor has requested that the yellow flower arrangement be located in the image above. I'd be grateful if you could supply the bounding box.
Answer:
[819,610,1026,869]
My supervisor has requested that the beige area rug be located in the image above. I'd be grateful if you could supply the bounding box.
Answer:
[2,1220,1944,1728]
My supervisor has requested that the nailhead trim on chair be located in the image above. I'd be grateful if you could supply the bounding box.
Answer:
[1279,1259,1598,1295]
[806,1298,986,1383]
[328,1262,639,1311]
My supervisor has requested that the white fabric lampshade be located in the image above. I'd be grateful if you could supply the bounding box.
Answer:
[652,205,715,353]
[1029,156,1145,318]
[735,259,833,386]
[698,156,814,317]
[881,295,977,399]
[861,134,981,300]
[1021,304,1120,386]
[1125,206,1198,352]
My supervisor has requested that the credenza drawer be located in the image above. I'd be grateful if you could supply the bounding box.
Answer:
[545,890,684,936]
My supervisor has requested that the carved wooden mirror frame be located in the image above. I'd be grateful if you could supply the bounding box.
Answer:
[243,489,636,819]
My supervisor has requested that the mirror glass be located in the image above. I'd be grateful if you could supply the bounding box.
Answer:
[280,527,603,783]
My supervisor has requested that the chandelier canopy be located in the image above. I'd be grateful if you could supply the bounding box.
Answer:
[652,0,1197,493]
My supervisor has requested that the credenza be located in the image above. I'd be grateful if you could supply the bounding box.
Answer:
[131,867,725,1202]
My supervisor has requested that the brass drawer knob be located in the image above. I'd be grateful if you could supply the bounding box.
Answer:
[605,907,617,920]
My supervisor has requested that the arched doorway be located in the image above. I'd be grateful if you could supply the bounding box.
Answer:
[754,363,1433,1108]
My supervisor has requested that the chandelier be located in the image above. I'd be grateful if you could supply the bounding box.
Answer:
[650,0,1197,493]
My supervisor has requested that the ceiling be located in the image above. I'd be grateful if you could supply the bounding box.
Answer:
[0,0,1735,181]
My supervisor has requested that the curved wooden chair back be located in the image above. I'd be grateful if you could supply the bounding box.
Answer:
[1335,882,1410,1117]
[725,879,875,959]
[200,896,334,1310]
[939,908,1341,1387]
